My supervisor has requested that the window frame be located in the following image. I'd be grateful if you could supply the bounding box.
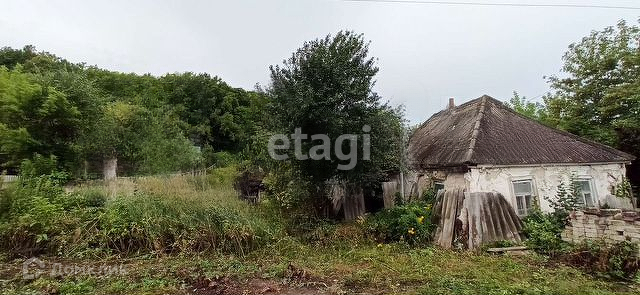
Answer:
[572,177,597,208]
[434,180,444,193]
[510,177,537,216]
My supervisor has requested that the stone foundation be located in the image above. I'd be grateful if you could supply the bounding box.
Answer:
[562,209,640,245]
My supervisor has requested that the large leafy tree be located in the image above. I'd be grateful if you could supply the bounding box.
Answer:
[544,20,640,194]
[0,66,83,169]
[158,73,267,157]
[0,47,207,178]
[267,31,404,210]
[80,101,199,178]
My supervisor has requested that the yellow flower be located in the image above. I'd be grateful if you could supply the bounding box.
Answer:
[408,228,416,235]
[416,216,424,224]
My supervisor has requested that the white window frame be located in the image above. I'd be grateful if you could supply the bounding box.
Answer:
[510,178,537,216]
[572,178,597,208]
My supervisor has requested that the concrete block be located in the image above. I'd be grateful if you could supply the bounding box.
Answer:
[609,220,628,226]
[626,232,640,239]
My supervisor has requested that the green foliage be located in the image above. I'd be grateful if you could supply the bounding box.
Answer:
[522,177,582,256]
[158,73,268,152]
[0,168,279,257]
[505,91,549,123]
[521,209,570,256]
[0,173,68,255]
[203,150,238,168]
[614,178,633,200]
[19,154,63,178]
[0,46,266,178]
[563,240,639,279]
[544,20,640,168]
[421,186,438,205]
[98,191,271,255]
[80,101,201,175]
[364,202,434,245]
[261,165,312,211]
[266,31,404,215]
[544,178,581,227]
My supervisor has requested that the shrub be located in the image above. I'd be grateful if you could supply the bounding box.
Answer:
[19,154,62,178]
[64,188,107,209]
[563,240,639,279]
[521,209,569,256]
[0,174,68,256]
[262,167,312,211]
[421,187,437,205]
[364,202,434,245]
[523,178,583,256]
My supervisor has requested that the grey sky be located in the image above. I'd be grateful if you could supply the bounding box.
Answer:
[1,0,638,124]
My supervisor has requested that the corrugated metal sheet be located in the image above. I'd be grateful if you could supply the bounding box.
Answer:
[433,189,523,249]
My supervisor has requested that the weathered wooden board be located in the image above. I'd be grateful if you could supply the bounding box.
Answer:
[330,182,366,221]
[381,181,398,209]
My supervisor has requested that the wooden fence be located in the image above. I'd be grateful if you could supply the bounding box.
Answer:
[1,175,19,183]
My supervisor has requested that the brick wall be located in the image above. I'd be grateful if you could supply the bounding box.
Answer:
[562,209,640,244]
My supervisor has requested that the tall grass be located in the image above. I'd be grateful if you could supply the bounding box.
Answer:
[0,167,281,257]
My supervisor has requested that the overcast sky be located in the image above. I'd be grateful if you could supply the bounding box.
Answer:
[1,0,639,124]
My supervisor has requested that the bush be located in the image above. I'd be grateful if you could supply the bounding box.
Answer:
[19,154,63,179]
[0,173,69,256]
[64,188,107,209]
[521,209,569,256]
[563,240,639,279]
[364,202,434,245]
[262,167,312,211]
[202,148,238,168]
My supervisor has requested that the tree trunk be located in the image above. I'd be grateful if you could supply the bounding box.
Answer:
[103,157,117,181]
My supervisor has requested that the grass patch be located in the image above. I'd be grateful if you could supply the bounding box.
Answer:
[0,241,637,294]
[0,167,282,257]
[1,168,638,294]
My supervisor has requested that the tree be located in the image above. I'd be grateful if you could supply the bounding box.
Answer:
[0,45,265,178]
[158,73,267,158]
[0,66,83,170]
[505,91,548,122]
[80,101,199,179]
[545,20,640,199]
[545,20,640,146]
[267,31,404,212]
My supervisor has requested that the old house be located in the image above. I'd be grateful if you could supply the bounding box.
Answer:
[407,95,636,216]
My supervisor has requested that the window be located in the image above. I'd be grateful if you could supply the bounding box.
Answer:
[512,179,535,216]
[434,181,444,193]
[573,179,596,207]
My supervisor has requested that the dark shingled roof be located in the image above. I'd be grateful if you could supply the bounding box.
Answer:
[408,95,635,169]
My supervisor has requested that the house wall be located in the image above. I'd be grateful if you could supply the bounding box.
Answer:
[464,163,632,212]
[443,172,468,191]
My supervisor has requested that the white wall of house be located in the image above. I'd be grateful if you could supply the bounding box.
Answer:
[464,163,632,213]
